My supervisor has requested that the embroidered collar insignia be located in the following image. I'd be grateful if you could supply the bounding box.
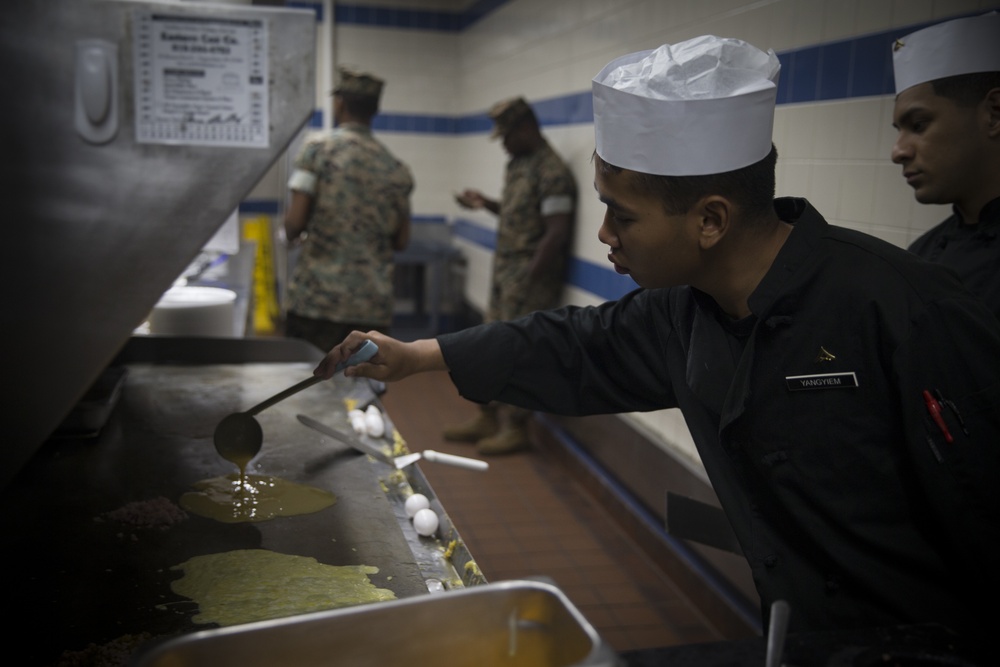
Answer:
[815,346,836,363]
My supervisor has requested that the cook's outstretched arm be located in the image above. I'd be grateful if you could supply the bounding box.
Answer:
[314,330,447,383]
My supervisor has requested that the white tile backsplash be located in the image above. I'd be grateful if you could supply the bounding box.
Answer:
[839,164,878,223]
[811,102,850,161]
[891,0,935,27]
[843,97,887,160]
[854,0,895,35]
[791,0,827,49]
[932,0,986,18]
[781,103,819,159]
[807,163,844,220]
[776,160,812,200]
[871,162,915,226]
[821,0,859,41]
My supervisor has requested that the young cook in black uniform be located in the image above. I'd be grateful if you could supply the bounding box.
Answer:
[892,12,1000,318]
[316,36,1000,651]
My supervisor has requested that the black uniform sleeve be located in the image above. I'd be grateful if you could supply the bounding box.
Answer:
[437,289,681,415]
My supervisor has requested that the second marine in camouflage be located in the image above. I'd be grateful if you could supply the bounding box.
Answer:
[447,96,577,454]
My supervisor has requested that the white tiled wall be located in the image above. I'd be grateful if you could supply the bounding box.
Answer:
[275,0,993,470]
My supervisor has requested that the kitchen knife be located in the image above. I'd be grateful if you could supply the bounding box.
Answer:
[296,413,395,465]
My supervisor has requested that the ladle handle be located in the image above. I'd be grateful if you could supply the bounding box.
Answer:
[247,376,322,415]
[245,340,379,416]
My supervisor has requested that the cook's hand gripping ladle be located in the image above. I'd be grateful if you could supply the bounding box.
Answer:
[213,340,378,466]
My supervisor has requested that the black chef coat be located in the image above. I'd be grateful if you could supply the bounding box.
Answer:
[908,196,1000,320]
[438,198,1000,641]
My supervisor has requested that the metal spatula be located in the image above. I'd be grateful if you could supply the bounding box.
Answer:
[296,414,488,471]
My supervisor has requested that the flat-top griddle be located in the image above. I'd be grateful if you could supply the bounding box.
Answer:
[0,353,439,665]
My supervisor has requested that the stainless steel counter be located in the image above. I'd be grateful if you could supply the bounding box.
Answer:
[0,337,480,665]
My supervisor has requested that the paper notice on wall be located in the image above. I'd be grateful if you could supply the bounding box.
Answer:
[133,10,269,147]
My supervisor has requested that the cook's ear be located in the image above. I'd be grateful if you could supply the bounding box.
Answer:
[695,196,731,250]
[985,87,1000,139]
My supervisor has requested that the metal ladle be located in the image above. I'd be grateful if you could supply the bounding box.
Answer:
[213,339,378,466]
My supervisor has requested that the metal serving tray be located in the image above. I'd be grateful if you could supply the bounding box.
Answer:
[131,579,622,667]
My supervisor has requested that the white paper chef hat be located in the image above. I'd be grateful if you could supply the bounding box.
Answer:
[892,12,1000,94]
[592,35,780,176]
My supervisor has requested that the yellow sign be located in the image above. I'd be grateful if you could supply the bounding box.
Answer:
[242,215,279,334]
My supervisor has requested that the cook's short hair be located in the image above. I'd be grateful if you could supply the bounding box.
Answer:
[596,144,778,219]
[931,71,1000,107]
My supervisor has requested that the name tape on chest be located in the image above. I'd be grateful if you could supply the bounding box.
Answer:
[785,372,858,391]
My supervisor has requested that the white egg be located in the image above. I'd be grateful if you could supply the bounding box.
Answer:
[413,508,439,537]
[364,405,385,438]
[348,409,367,434]
[404,493,430,518]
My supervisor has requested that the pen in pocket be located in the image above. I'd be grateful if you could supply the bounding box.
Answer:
[922,389,953,444]
[934,388,969,436]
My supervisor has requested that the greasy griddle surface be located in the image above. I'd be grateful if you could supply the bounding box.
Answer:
[0,363,429,665]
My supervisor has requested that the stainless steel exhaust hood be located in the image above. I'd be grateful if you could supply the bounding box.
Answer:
[0,0,316,487]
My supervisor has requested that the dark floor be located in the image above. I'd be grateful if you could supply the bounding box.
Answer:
[380,370,729,654]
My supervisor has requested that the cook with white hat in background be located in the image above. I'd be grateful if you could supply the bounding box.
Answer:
[316,34,1000,657]
[892,12,1000,318]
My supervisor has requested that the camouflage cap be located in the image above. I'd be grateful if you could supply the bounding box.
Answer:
[488,96,533,139]
[334,67,384,100]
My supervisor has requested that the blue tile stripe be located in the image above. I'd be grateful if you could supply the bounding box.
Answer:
[285,1,320,21]
[332,0,507,31]
[239,202,639,301]
[775,10,996,103]
[240,202,450,224]
[334,9,997,135]
[239,200,281,215]
[242,203,636,299]
[451,218,496,250]
[335,5,461,31]
[567,255,640,301]
[287,0,508,30]
[412,215,447,225]
[451,218,639,301]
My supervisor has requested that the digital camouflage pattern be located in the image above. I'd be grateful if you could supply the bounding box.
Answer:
[287,123,413,326]
[488,96,532,139]
[488,140,576,322]
[334,67,384,98]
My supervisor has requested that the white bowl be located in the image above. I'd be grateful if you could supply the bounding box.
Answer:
[149,286,237,337]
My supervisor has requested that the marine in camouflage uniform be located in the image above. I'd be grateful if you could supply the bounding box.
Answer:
[489,137,577,323]
[284,68,414,353]
[445,97,576,454]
